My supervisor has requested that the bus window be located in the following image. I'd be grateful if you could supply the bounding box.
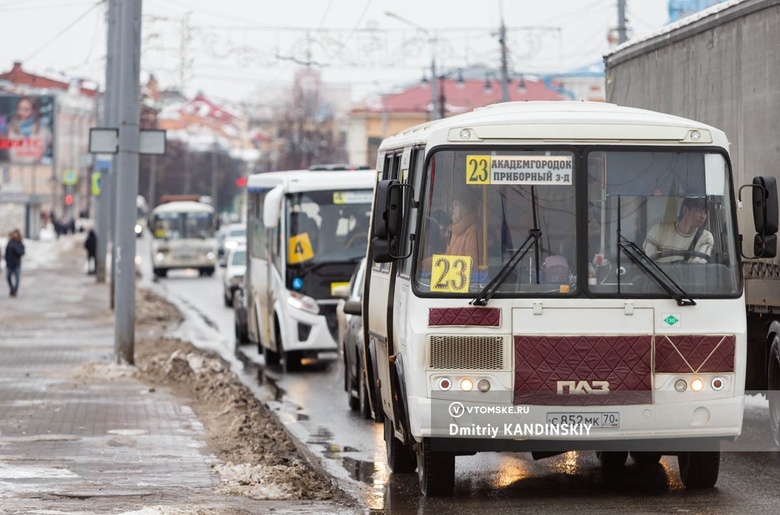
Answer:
[414,149,577,296]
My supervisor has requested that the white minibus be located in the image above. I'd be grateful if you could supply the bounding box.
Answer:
[245,167,375,371]
[149,200,218,277]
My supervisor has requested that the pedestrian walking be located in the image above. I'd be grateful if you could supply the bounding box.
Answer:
[84,229,97,275]
[5,229,25,297]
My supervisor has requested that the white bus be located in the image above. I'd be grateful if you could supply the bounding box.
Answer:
[245,167,375,371]
[364,101,777,495]
[149,200,218,278]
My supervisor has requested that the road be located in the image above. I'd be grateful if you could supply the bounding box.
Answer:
[136,236,780,513]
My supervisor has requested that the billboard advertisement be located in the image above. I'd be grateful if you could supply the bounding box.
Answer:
[0,95,55,165]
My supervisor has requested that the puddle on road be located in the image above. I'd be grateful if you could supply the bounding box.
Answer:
[342,456,376,484]
[236,350,287,402]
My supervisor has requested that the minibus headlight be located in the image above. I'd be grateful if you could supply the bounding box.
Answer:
[135,224,143,234]
[438,377,452,391]
[206,251,215,260]
[477,379,491,392]
[690,378,704,392]
[155,252,165,262]
[287,292,320,315]
[674,379,687,392]
[711,377,724,391]
[460,378,474,392]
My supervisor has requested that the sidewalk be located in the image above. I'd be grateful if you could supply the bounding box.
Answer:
[0,235,347,513]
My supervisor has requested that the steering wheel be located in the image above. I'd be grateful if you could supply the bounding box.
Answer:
[654,249,711,263]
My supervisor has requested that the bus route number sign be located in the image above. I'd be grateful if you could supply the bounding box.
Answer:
[431,254,472,292]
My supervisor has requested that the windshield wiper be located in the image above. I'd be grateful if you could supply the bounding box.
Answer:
[471,229,542,306]
[618,235,696,306]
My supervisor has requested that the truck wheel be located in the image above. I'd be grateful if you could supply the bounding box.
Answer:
[630,451,662,466]
[677,450,720,488]
[416,437,455,496]
[768,336,780,446]
[597,451,627,468]
[384,418,416,473]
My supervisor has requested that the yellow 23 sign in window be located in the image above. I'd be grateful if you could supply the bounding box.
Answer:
[431,254,472,292]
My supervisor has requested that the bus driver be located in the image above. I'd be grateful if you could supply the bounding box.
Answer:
[643,196,714,263]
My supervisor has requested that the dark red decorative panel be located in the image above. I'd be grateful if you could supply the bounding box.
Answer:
[514,335,653,406]
[654,335,735,373]
[429,307,500,327]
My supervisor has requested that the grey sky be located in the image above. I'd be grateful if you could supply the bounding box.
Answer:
[1,0,671,102]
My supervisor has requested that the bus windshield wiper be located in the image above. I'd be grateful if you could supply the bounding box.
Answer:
[618,235,696,306]
[471,229,541,306]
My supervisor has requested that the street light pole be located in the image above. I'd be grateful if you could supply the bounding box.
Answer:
[385,11,439,120]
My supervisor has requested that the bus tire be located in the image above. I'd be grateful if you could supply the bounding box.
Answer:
[630,451,662,466]
[677,450,720,488]
[416,438,455,496]
[384,418,416,473]
[283,350,301,372]
[596,451,628,468]
[769,336,780,447]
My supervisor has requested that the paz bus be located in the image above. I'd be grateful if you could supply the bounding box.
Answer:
[245,167,375,371]
[364,101,777,495]
[149,199,218,278]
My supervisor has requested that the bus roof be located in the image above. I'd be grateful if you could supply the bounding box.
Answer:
[377,101,729,151]
[151,200,215,214]
[246,169,376,193]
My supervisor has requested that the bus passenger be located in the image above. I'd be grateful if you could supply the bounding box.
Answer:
[444,197,480,265]
[643,197,714,263]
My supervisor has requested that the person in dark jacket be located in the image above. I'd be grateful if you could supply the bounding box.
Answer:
[84,229,97,275]
[5,229,25,297]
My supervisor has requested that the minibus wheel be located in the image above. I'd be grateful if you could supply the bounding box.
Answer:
[630,451,662,466]
[416,438,455,496]
[383,418,415,473]
[283,350,302,372]
[262,345,280,366]
[596,451,627,468]
[677,449,720,488]
[358,363,372,419]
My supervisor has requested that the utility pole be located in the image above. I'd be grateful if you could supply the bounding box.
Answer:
[113,0,143,365]
[617,0,628,44]
[498,15,510,102]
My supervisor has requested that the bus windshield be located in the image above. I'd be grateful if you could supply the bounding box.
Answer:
[286,189,372,266]
[414,148,740,298]
[152,211,215,240]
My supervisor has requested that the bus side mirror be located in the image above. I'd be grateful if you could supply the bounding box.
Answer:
[370,180,411,263]
[740,176,778,258]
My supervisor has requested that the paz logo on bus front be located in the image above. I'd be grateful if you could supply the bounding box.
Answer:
[662,314,681,327]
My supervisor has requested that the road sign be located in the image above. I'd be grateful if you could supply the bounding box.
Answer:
[92,172,102,196]
[62,169,78,186]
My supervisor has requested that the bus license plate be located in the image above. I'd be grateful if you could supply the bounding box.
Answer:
[546,412,620,429]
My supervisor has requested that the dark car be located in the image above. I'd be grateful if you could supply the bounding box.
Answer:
[337,258,380,421]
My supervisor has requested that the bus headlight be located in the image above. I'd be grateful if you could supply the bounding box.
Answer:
[135,224,143,235]
[711,377,724,391]
[460,378,474,392]
[155,252,165,262]
[206,251,215,260]
[690,378,704,392]
[287,292,320,315]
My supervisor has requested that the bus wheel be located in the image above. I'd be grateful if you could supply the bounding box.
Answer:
[596,451,628,468]
[416,438,455,496]
[769,336,780,446]
[383,418,416,473]
[262,345,280,366]
[677,450,720,488]
[630,451,662,466]
[283,350,301,372]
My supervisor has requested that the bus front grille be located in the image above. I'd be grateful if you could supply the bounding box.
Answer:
[429,335,505,370]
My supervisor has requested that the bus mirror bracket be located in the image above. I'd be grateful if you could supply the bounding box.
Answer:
[739,177,778,258]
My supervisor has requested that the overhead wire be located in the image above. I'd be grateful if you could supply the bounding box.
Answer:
[24,0,104,63]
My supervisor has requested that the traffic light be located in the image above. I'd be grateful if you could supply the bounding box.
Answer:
[65,194,74,206]
[235,176,247,188]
